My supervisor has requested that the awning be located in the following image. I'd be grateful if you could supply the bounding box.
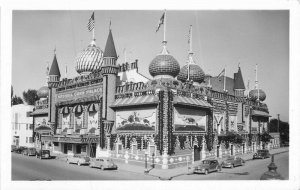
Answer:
[88,103,99,112]
[31,108,48,115]
[60,106,70,114]
[111,95,159,108]
[173,96,213,109]
[252,110,271,117]
[35,125,52,133]
[73,105,83,113]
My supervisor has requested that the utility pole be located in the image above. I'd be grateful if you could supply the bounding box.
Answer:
[277,114,280,133]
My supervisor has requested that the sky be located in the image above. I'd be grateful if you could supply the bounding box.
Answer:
[12,10,289,121]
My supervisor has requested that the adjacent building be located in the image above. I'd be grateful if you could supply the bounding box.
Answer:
[11,104,34,147]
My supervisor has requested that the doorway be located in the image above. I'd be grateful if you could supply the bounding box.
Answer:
[230,145,233,156]
[217,146,220,158]
[63,143,68,154]
[242,144,245,154]
[194,145,200,161]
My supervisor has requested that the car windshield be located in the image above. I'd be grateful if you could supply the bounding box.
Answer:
[42,150,49,153]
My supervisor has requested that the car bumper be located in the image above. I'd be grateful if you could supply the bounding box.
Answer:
[222,163,233,168]
[194,169,206,174]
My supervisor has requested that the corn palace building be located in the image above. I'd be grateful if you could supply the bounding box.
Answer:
[32,24,278,169]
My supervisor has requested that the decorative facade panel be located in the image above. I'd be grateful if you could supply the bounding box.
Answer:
[174,107,206,132]
[116,107,157,131]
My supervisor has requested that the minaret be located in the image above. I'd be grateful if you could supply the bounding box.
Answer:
[101,28,118,121]
[48,49,61,131]
[255,64,259,102]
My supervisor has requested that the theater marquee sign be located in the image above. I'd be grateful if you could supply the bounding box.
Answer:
[57,86,102,102]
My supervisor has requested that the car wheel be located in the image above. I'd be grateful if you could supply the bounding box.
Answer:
[204,170,208,175]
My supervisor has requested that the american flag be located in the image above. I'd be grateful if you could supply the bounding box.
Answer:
[87,12,95,32]
[156,12,165,32]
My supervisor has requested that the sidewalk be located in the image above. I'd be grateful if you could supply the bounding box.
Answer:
[51,147,288,180]
[114,147,289,180]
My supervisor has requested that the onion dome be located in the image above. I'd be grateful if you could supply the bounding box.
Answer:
[177,25,205,84]
[37,86,49,99]
[149,42,180,79]
[75,39,103,75]
[177,64,205,83]
[249,89,266,101]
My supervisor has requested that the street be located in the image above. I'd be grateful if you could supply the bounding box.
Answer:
[11,153,156,180]
[12,151,288,180]
[174,151,289,180]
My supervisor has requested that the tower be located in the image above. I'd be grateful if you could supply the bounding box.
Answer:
[48,51,61,131]
[233,66,246,97]
[101,29,118,122]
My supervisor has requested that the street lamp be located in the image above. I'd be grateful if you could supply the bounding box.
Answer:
[260,155,284,180]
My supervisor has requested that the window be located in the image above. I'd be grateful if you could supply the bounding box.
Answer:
[26,111,32,117]
[26,124,28,130]
[29,137,33,143]
[53,142,59,146]
[26,137,28,143]
[81,145,87,153]
[29,124,33,130]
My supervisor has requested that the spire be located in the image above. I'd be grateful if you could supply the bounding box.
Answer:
[103,29,117,58]
[49,52,61,77]
[255,64,260,101]
[234,66,245,89]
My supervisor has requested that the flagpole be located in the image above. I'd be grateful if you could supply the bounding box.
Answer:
[163,9,166,42]
[224,66,226,91]
[93,12,95,40]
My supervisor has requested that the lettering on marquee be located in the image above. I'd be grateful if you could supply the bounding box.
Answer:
[57,87,102,100]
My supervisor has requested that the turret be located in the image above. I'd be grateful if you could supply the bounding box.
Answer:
[101,29,119,121]
[47,51,61,131]
[233,66,245,97]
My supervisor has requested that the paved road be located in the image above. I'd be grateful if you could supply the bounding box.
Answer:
[11,153,156,180]
[174,151,289,180]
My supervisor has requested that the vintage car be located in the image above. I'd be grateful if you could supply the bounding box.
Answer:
[11,145,18,152]
[36,149,51,159]
[89,157,118,170]
[253,149,271,159]
[194,160,222,175]
[221,156,245,168]
[67,154,90,166]
[14,146,27,154]
[22,147,37,156]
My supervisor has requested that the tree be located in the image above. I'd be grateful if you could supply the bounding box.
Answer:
[23,89,39,105]
[11,86,24,105]
[268,118,289,143]
[11,95,23,105]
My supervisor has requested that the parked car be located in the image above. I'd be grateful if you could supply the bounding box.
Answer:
[253,149,271,159]
[67,154,90,166]
[11,145,18,152]
[36,149,51,159]
[194,160,222,175]
[221,156,245,168]
[14,146,27,154]
[89,157,118,170]
[22,147,37,156]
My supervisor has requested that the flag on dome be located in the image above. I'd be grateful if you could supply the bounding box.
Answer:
[87,12,95,32]
[156,12,165,32]
[217,68,225,79]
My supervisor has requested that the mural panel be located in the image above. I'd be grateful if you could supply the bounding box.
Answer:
[62,114,70,131]
[213,113,225,134]
[229,115,237,131]
[75,113,83,131]
[88,111,98,133]
[116,107,156,131]
[34,116,49,130]
[174,107,206,132]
